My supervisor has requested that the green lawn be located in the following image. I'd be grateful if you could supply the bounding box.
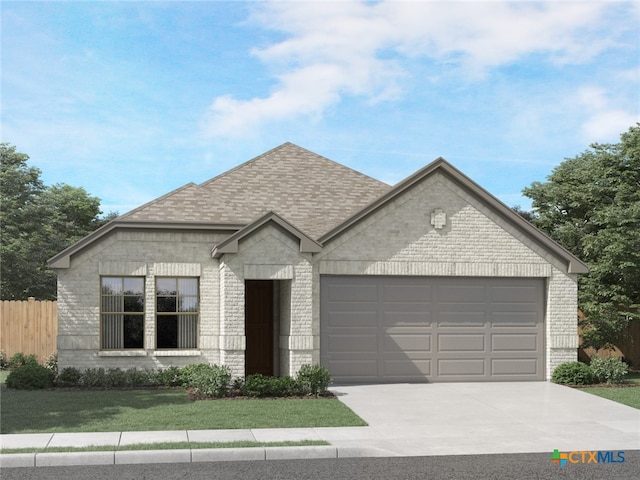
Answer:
[0,388,366,434]
[579,371,640,409]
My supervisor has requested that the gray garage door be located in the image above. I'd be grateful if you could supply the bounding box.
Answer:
[320,276,544,383]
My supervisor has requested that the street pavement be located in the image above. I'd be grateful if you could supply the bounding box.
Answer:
[1,382,638,468]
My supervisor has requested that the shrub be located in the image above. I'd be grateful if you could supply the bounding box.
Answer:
[551,361,595,385]
[8,352,38,368]
[124,368,157,387]
[178,363,212,387]
[55,367,82,387]
[590,356,629,384]
[6,363,55,389]
[156,366,183,387]
[186,364,232,399]
[79,368,108,388]
[296,364,332,396]
[241,374,301,397]
[0,350,7,370]
[44,352,58,375]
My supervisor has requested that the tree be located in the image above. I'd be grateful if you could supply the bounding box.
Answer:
[523,124,640,351]
[1,143,114,300]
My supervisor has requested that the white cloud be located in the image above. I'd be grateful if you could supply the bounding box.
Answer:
[578,87,639,141]
[203,0,618,137]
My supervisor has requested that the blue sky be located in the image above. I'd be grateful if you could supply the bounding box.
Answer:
[2,1,639,216]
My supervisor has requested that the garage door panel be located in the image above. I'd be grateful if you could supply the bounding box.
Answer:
[326,311,377,326]
[490,286,539,303]
[438,285,486,302]
[438,334,485,352]
[383,334,431,352]
[383,359,431,377]
[438,311,486,326]
[438,358,485,376]
[491,333,538,352]
[321,276,544,382]
[491,358,539,376]
[490,312,538,327]
[327,334,378,353]
[327,360,378,378]
[381,283,433,302]
[327,284,377,302]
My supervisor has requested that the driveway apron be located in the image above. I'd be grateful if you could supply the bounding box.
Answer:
[326,382,640,456]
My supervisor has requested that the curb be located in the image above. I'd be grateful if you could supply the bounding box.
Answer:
[0,446,393,468]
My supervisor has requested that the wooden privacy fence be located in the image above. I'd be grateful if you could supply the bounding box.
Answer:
[0,298,57,363]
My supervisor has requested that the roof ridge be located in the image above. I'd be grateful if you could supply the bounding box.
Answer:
[200,142,389,188]
[199,142,295,187]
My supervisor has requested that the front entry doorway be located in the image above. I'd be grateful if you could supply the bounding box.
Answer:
[245,280,275,376]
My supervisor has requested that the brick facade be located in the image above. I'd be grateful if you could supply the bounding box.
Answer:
[55,154,581,381]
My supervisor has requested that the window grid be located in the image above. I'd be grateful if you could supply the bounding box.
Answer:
[100,277,144,350]
[155,277,199,349]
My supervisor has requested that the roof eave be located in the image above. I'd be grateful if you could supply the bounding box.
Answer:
[48,221,244,269]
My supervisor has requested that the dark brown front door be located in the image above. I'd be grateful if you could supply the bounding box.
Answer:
[245,280,274,376]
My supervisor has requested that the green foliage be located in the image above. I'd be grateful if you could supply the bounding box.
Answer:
[589,356,629,384]
[296,364,332,396]
[6,363,55,390]
[241,374,301,398]
[55,367,82,387]
[8,352,38,368]
[184,364,232,399]
[76,367,157,389]
[523,124,640,350]
[155,366,183,387]
[78,368,108,388]
[1,143,116,300]
[551,361,595,385]
[0,350,7,370]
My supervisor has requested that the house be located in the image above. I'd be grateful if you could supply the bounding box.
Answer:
[48,143,588,382]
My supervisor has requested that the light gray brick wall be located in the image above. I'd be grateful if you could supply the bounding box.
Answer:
[56,230,227,371]
[313,172,579,380]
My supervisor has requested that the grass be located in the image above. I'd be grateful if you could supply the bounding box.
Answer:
[0,388,366,434]
[579,371,640,409]
[0,440,329,455]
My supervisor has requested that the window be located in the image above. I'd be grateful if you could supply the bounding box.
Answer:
[156,278,198,349]
[101,277,144,349]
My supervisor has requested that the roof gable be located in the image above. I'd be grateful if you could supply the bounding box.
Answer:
[212,211,322,259]
[320,158,589,274]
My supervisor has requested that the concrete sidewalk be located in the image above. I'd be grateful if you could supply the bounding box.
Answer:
[2,382,639,468]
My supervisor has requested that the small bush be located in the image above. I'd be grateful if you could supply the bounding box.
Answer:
[79,368,108,388]
[186,364,232,399]
[0,350,7,370]
[8,352,38,368]
[6,363,55,389]
[241,374,301,397]
[552,361,595,385]
[124,368,157,387]
[156,366,183,387]
[590,356,629,384]
[178,363,212,387]
[44,352,58,375]
[296,364,332,396]
[56,367,82,387]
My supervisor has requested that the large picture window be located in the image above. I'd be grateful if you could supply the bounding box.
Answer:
[156,278,199,349]
[101,277,144,349]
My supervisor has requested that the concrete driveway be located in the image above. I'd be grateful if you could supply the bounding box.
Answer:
[324,382,640,456]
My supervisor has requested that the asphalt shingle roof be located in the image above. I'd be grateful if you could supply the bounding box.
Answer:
[120,143,391,239]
